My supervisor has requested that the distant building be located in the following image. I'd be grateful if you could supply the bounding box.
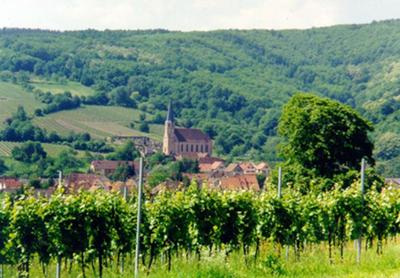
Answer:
[218,174,260,191]
[224,163,243,175]
[0,177,22,192]
[64,173,111,192]
[199,161,225,173]
[90,160,139,176]
[163,101,212,159]
[224,162,270,176]
[385,178,400,189]
[255,162,270,176]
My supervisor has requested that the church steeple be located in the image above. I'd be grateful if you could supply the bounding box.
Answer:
[166,100,174,123]
[163,100,175,155]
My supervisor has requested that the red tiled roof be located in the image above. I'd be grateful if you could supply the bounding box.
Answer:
[225,163,242,172]
[255,162,269,170]
[91,160,136,171]
[198,157,224,164]
[183,173,210,182]
[239,162,256,171]
[174,128,211,142]
[65,173,110,191]
[0,177,22,189]
[199,161,224,172]
[219,174,259,191]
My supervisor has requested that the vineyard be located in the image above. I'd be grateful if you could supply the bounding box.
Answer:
[0,141,84,157]
[0,82,43,128]
[0,182,399,277]
[32,105,164,140]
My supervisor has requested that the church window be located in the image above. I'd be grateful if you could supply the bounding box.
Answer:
[196,145,199,152]
[186,144,188,152]
[191,145,194,152]
[200,145,203,152]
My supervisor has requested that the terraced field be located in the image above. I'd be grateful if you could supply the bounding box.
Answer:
[0,82,43,127]
[33,106,163,140]
[29,78,95,96]
[0,141,85,157]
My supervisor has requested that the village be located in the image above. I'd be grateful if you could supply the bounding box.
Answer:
[0,102,271,195]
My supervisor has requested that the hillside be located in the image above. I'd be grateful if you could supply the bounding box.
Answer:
[0,20,400,175]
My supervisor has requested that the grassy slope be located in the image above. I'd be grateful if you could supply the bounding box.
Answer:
[29,77,96,96]
[0,81,163,141]
[32,105,163,140]
[0,141,86,157]
[0,82,43,127]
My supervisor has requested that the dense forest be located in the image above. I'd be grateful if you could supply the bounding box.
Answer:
[0,19,399,175]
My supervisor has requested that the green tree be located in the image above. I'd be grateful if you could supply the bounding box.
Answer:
[110,163,134,181]
[278,93,374,177]
[11,141,47,163]
[0,158,7,175]
[13,106,28,121]
[107,141,139,161]
[139,122,149,133]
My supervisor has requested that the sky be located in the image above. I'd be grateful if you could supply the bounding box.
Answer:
[0,0,399,31]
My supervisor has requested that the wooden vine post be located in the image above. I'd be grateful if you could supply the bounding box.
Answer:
[356,158,366,264]
[134,157,144,278]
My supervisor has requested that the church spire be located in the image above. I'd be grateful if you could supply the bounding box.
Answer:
[166,100,174,122]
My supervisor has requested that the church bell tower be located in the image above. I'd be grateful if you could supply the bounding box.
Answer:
[163,101,175,155]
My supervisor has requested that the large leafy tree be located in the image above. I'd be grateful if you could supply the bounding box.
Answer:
[278,93,374,177]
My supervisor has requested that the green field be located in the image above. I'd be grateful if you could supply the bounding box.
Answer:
[0,141,84,157]
[0,82,43,127]
[29,77,95,96]
[33,105,164,140]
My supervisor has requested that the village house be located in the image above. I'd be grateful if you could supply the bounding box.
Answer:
[385,178,400,189]
[218,174,260,191]
[64,173,111,192]
[0,177,22,192]
[223,162,270,177]
[255,162,270,176]
[224,163,243,175]
[199,160,225,173]
[163,101,213,159]
[90,160,139,176]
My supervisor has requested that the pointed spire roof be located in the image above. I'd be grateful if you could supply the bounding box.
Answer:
[166,100,174,122]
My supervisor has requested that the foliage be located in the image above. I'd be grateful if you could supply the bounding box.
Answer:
[110,162,135,181]
[0,182,400,276]
[107,141,138,161]
[278,93,374,178]
[11,141,47,163]
[0,158,7,175]
[1,21,400,169]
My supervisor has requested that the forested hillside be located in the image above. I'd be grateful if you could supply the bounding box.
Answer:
[0,19,399,175]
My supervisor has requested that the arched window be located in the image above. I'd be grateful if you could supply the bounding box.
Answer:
[191,145,194,152]
[196,145,199,152]
[186,144,189,152]
[200,145,203,152]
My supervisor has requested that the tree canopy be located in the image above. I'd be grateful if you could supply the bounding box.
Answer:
[278,93,374,177]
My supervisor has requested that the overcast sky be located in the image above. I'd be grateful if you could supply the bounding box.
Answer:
[0,0,399,31]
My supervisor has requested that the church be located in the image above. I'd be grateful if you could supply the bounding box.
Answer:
[163,102,213,159]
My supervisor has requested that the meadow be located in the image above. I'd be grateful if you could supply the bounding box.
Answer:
[29,77,96,96]
[0,82,43,127]
[0,141,86,157]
